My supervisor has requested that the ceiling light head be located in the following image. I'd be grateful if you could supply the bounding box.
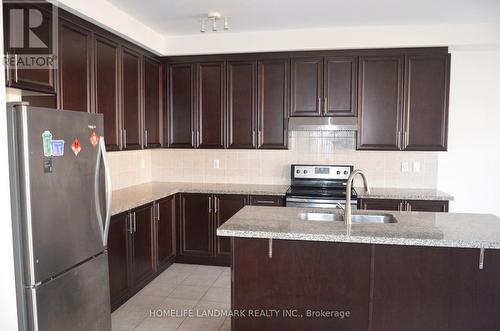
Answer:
[199,12,229,33]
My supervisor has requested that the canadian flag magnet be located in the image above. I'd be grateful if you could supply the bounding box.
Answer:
[71,139,81,156]
[89,132,99,148]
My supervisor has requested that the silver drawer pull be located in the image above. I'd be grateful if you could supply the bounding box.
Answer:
[255,200,275,204]
[268,238,273,259]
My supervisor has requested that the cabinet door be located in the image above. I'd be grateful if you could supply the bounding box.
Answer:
[403,54,450,151]
[358,198,402,211]
[168,63,195,148]
[324,56,357,117]
[94,34,121,151]
[197,62,225,148]
[290,57,323,116]
[357,56,404,150]
[58,19,92,112]
[156,196,175,270]
[227,61,257,149]
[3,2,56,93]
[258,59,289,149]
[214,194,248,258]
[178,194,212,257]
[131,204,155,288]
[249,195,284,207]
[107,213,130,310]
[143,56,163,148]
[121,47,142,150]
[407,200,449,212]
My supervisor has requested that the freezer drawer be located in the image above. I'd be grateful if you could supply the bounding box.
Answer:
[26,252,111,331]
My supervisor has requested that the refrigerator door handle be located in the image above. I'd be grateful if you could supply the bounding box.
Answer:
[101,137,113,247]
[95,137,113,247]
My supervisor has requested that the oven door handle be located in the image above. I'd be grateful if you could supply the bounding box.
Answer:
[286,197,356,204]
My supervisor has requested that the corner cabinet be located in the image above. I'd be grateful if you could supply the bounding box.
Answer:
[357,51,450,151]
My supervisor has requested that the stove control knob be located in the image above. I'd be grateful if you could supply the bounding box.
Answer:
[336,171,341,175]
[304,170,308,174]
[344,171,349,175]
[296,170,300,174]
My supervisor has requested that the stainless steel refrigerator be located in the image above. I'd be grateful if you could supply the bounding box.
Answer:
[7,102,112,331]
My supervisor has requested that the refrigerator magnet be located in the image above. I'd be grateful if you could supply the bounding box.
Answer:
[89,131,99,148]
[50,140,65,157]
[71,139,82,156]
[42,130,53,157]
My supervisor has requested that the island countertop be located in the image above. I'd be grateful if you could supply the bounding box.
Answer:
[217,206,500,249]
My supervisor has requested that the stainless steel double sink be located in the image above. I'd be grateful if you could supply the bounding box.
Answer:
[298,212,397,224]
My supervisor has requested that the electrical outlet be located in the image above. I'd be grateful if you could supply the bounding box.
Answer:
[401,161,409,173]
[141,159,145,169]
[413,161,421,173]
[213,159,220,169]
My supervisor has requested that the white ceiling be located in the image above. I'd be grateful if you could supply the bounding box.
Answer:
[108,0,500,36]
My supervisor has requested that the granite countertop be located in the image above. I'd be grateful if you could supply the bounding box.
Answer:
[355,187,454,201]
[111,182,289,215]
[217,206,500,249]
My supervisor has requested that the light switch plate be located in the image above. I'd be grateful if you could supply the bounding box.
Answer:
[413,161,421,173]
[213,159,220,169]
[401,161,409,173]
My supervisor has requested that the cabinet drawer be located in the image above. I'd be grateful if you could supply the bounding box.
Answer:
[249,195,284,207]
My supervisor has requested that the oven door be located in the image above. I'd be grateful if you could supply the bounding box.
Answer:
[286,196,358,209]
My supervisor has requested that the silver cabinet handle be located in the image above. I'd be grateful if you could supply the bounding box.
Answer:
[397,131,402,150]
[406,201,411,212]
[191,131,194,146]
[156,203,160,222]
[398,201,403,211]
[14,54,18,82]
[128,213,133,234]
[208,196,212,213]
[214,197,218,213]
[404,131,409,149]
[255,200,275,204]
[144,130,148,148]
[5,52,11,85]
[252,131,255,145]
[479,247,485,270]
[133,212,137,233]
[318,97,322,114]
[324,97,328,113]
[123,129,127,149]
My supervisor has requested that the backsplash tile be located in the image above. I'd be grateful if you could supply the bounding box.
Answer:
[108,150,152,190]
[140,131,439,189]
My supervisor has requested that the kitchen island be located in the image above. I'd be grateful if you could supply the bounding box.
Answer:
[217,207,500,331]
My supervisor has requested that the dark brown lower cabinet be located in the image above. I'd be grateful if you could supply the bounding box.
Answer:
[232,238,500,331]
[176,193,249,266]
[358,198,449,212]
[155,196,176,271]
[107,212,130,310]
[214,195,248,262]
[130,203,155,290]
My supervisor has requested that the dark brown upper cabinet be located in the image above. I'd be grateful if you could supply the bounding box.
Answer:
[143,56,163,148]
[94,34,121,151]
[291,57,323,116]
[121,47,142,150]
[227,60,257,149]
[358,51,450,151]
[3,2,56,93]
[403,54,450,151]
[258,58,289,149]
[196,62,225,148]
[167,63,195,148]
[357,55,404,150]
[58,19,93,112]
[324,56,357,116]
[291,56,357,117]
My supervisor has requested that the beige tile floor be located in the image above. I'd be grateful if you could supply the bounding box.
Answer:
[112,263,231,331]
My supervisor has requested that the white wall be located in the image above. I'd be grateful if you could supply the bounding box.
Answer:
[164,23,500,56]
[54,0,165,54]
[0,5,20,331]
[438,47,500,216]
